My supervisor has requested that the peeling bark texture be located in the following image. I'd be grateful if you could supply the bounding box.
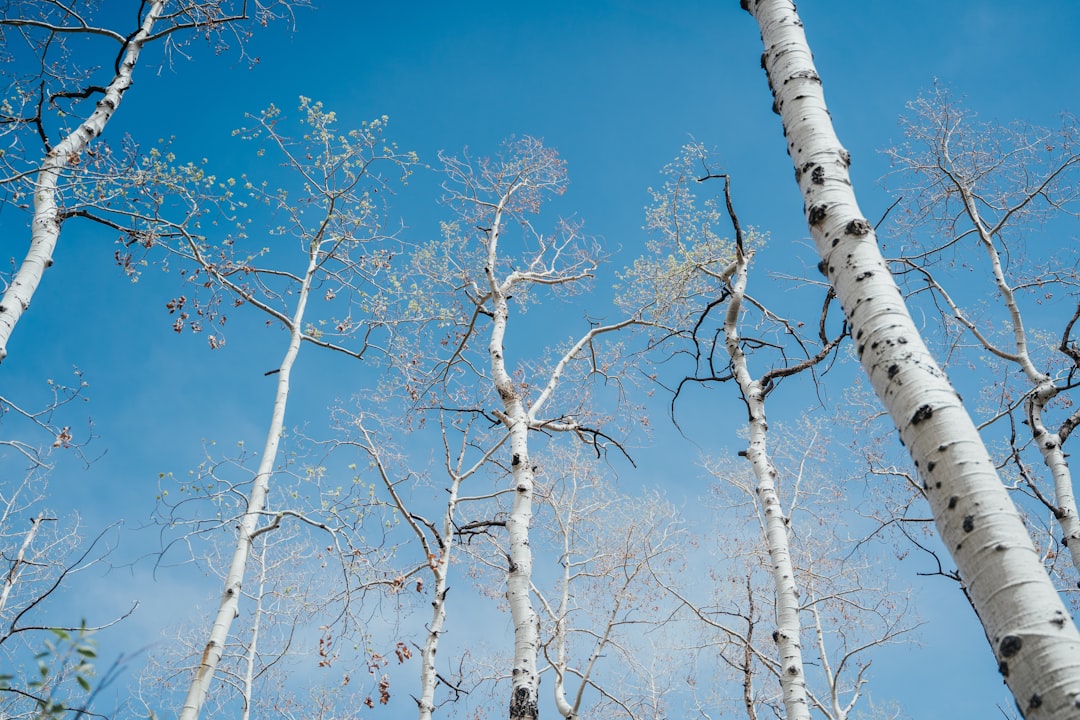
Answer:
[178,249,319,720]
[746,1,1080,716]
[0,1,165,363]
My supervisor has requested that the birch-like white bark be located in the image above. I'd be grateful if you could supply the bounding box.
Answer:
[548,491,576,720]
[444,139,631,720]
[806,599,855,720]
[956,189,1080,575]
[746,2,1080,716]
[723,248,810,720]
[909,216,1080,577]
[483,203,541,720]
[417,472,460,720]
[178,246,318,720]
[360,416,507,720]
[0,513,45,616]
[0,1,165,363]
[540,485,612,720]
[240,540,268,720]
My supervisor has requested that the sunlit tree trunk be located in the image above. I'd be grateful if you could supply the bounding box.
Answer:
[885,96,1080,577]
[353,415,496,720]
[434,137,640,720]
[484,206,542,720]
[744,1,1080,716]
[0,1,165,363]
[723,246,810,720]
[240,540,269,720]
[0,512,45,615]
[178,247,318,720]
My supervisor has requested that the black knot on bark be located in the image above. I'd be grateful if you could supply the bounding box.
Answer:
[963,515,975,533]
[808,204,829,226]
[509,685,538,720]
[845,218,872,236]
[999,635,1023,658]
[910,404,934,425]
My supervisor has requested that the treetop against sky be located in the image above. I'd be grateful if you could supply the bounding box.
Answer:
[1,2,1079,719]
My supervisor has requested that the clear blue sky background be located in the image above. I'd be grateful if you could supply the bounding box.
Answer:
[3,1,1080,718]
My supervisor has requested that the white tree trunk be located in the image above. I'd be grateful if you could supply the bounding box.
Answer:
[0,513,45,615]
[486,222,541,720]
[0,0,165,363]
[723,249,810,720]
[958,188,1080,575]
[417,480,459,720]
[745,2,1080,716]
[178,246,318,720]
[240,540,269,720]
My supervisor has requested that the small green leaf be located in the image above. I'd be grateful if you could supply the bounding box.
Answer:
[77,675,92,692]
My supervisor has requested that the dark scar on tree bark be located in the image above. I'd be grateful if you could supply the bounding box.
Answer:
[910,404,933,425]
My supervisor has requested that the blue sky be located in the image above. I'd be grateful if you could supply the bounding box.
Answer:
[3,1,1080,718]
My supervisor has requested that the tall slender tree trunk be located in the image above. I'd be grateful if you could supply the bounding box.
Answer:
[485,226,540,720]
[178,246,319,720]
[417,478,459,720]
[0,513,46,615]
[743,2,1080,716]
[0,1,165,363]
[960,193,1080,576]
[724,248,810,720]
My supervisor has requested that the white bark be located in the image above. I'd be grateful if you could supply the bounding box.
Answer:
[440,138,633,720]
[238,538,274,720]
[746,1,1080,716]
[723,248,810,720]
[956,185,1080,576]
[0,1,165,363]
[538,473,634,720]
[0,513,45,616]
[416,497,454,720]
[484,204,541,720]
[909,229,1080,577]
[178,245,318,720]
[357,417,506,720]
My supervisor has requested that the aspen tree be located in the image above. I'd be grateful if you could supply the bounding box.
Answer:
[95,100,414,719]
[0,0,305,363]
[886,91,1080,578]
[744,2,1080,716]
[429,137,641,720]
